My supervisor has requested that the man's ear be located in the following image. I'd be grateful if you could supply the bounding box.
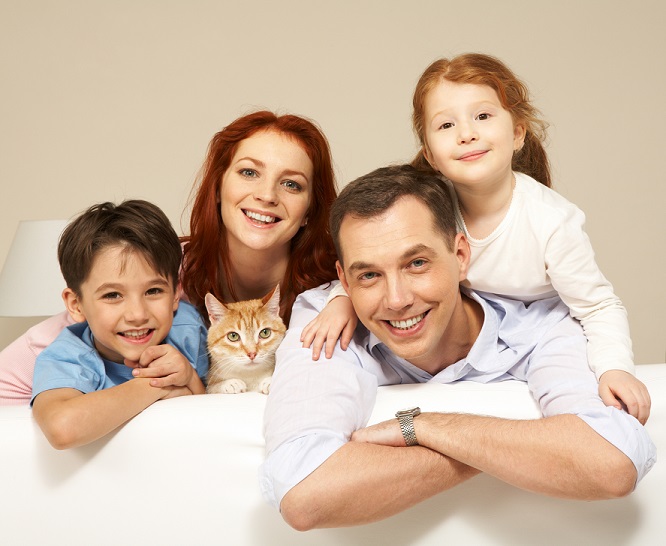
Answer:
[62,288,86,323]
[453,233,472,282]
[335,260,350,294]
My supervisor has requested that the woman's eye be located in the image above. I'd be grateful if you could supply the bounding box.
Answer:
[227,332,240,342]
[282,179,302,192]
[240,168,258,178]
[259,328,272,339]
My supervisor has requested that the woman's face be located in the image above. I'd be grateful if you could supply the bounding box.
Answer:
[219,129,313,256]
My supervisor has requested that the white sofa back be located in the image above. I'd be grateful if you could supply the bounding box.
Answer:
[2,365,664,545]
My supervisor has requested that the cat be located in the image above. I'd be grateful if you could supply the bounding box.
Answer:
[204,285,285,395]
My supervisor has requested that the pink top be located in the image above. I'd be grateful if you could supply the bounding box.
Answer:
[0,312,74,405]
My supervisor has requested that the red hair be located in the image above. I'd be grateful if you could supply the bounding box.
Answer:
[180,111,338,325]
[412,53,551,187]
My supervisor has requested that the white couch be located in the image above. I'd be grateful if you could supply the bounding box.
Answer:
[2,364,663,545]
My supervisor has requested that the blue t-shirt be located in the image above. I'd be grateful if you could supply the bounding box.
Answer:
[31,301,209,404]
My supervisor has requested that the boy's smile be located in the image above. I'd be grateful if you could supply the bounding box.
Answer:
[62,244,179,364]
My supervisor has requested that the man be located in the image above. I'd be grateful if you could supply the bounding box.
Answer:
[260,165,655,530]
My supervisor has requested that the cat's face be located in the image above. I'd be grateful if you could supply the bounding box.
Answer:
[205,285,286,372]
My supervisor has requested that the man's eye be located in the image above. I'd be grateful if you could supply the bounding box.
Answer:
[227,332,240,342]
[360,272,377,281]
[411,259,426,268]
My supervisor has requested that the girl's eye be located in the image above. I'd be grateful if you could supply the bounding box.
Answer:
[227,332,240,342]
[240,168,258,178]
[282,179,302,192]
[259,328,272,339]
[477,113,490,120]
[439,122,454,130]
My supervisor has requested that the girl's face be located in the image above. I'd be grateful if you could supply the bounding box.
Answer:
[219,129,313,256]
[423,80,525,190]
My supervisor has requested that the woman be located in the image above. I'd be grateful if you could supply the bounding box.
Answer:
[0,111,339,405]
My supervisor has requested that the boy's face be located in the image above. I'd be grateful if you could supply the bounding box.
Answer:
[62,245,179,364]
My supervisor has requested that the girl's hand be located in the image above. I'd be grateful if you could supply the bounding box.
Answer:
[127,344,194,388]
[598,370,651,425]
[300,296,358,360]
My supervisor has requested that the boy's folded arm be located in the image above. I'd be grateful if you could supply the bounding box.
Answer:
[32,379,183,450]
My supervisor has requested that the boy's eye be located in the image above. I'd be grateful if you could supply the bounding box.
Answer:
[227,332,240,342]
[102,292,121,300]
[259,328,272,339]
[281,179,303,192]
[439,122,454,130]
[477,113,490,120]
[146,287,164,296]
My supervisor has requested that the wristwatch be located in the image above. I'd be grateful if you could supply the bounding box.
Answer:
[396,406,421,446]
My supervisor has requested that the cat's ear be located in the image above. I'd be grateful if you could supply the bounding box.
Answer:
[205,292,228,325]
[262,284,281,317]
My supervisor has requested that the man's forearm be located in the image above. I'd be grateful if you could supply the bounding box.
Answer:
[414,412,637,500]
[280,440,479,530]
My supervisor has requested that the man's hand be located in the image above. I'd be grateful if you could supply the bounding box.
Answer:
[351,417,408,447]
[599,370,651,424]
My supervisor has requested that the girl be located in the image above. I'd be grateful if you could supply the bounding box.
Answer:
[412,53,649,423]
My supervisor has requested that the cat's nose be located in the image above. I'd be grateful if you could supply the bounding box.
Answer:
[247,351,257,361]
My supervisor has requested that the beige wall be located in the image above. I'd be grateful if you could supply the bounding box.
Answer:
[1,0,664,363]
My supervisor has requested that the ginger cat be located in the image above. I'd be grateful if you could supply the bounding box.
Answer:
[204,285,285,395]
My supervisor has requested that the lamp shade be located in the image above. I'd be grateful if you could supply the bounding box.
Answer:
[0,220,69,317]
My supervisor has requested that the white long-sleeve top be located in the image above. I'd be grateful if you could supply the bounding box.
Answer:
[329,171,633,379]
[453,172,633,379]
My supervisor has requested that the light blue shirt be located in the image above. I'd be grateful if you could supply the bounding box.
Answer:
[31,301,209,403]
[260,284,656,508]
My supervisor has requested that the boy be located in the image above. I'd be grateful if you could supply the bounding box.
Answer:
[31,200,208,449]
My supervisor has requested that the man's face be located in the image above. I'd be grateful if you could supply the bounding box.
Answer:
[336,196,470,373]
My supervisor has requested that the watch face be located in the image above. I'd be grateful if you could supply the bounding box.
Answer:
[396,406,421,418]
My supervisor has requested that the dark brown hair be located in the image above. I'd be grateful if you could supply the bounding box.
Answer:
[412,53,551,187]
[180,111,338,324]
[330,164,457,265]
[58,200,182,296]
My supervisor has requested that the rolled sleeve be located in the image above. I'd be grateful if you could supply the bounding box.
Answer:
[525,312,656,483]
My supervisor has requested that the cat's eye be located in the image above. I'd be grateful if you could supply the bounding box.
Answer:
[227,332,240,342]
[259,328,272,339]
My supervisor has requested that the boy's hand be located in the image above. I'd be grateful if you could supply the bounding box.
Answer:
[599,370,651,425]
[127,345,194,388]
[300,296,358,361]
